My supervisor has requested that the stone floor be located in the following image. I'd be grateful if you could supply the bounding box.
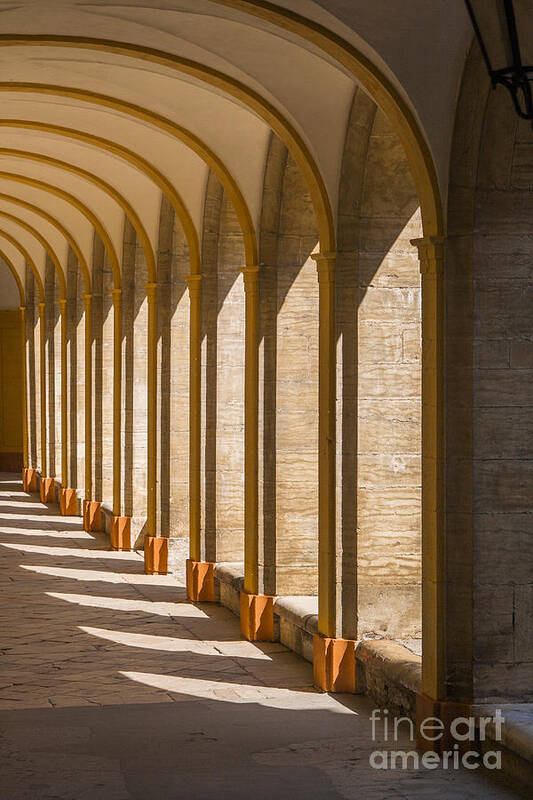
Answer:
[0,474,528,799]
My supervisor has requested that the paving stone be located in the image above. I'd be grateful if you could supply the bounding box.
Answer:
[0,475,527,799]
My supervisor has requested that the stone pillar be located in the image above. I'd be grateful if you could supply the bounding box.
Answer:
[82,292,100,530]
[109,287,130,550]
[19,306,29,486]
[58,297,77,515]
[411,236,445,718]
[311,251,356,692]
[144,281,168,574]
[238,265,275,641]
[184,273,211,596]
[38,300,54,503]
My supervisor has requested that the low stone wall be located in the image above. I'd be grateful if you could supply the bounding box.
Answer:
[214,565,421,718]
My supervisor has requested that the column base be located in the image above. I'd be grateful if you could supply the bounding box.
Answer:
[144,536,168,574]
[416,693,472,752]
[313,634,356,693]
[110,516,131,551]
[22,468,38,492]
[39,477,55,504]
[186,559,215,602]
[59,488,78,516]
[83,500,102,532]
[240,592,274,642]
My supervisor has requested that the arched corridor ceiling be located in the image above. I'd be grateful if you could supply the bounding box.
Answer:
[0,0,473,298]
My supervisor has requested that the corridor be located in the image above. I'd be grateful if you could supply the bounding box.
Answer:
[0,474,527,800]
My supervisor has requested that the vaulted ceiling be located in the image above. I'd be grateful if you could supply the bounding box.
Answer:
[0,0,473,308]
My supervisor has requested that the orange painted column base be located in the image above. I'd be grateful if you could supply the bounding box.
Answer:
[313,634,356,693]
[186,559,215,602]
[39,477,56,504]
[59,488,78,516]
[22,468,38,492]
[240,592,275,642]
[83,500,102,532]
[144,536,168,574]
[416,693,472,752]
[110,516,131,551]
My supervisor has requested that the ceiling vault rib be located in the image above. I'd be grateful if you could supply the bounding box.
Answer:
[0,226,44,301]
[0,208,66,298]
[0,119,200,276]
[0,147,155,283]
[0,171,120,288]
[0,192,91,293]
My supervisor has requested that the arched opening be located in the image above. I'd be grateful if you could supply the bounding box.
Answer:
[0,258,23,472]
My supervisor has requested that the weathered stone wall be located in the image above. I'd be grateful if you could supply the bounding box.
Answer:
[337,89,422,643]
[66,247,85,492]
[447,43,533,703]
[157,195,190,570]
[356,108,422,643]
[201,172,246,562]
[92,233,114,508]
[25,266,39,470]
[122,218,149,536]
[44,258,60,480]
[259,134,319,596]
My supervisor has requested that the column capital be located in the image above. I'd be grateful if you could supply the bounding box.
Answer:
[241,265,260,290]
[311,251,336,282]
[37,301,46,311]
[110,287,122,306]
[410,236,445,274]
[18,305,26,313]
[144,282,158,296]
[186,273,202,294]
[58,297,67,307]
[82,293,92,302]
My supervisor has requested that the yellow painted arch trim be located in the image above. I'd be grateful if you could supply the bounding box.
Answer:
[0,147,155,283]
[0,191,91,293]
[211,0,443,235]
[0,227,44,301]
[0,247,25,305]
[0,208,66,298]
[0,120,201,276]
[0,171,120,288]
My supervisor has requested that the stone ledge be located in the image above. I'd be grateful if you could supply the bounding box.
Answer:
[356,639,422,695]
[274,595,318,634]
[214,578,421,715]
[484,708,533,765]
[274,595,318,664]
[355,639,421,717]
[476,708,533,788]
[214,562,244,615]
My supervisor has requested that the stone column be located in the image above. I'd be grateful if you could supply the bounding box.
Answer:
[22,293,37,492]
[19,306,29,482]
[82,292,101,531]
[38,300,54,503]
[184,274,210,596]
[311,251,356,692]
[58,297,77,515]
[110,287,130,549]
[411,236,446,717]
[144,281,168,574]
[239,265,275,642]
